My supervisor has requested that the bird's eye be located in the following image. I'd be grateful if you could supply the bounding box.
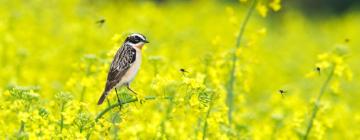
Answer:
[128,36,141,43]
[134,36,141,42]
[127,35,144,44]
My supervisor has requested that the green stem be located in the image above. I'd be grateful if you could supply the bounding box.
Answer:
[17,104,31,137]
[80,86,87,103]
[18,121,25,135]
[87,95,167,139]
[160,98,174,138]
[111,112,121,139]
[226,0,257,124]
[303,65,335,140]
[202,93,215,140]
[95,96,157,122]
[88,95,172,139]
[60,103,65,133]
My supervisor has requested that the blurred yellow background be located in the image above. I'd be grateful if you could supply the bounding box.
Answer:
[0,0,359,139]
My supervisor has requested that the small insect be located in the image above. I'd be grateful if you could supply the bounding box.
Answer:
[345,38,350,43]
[180,68,189,76]
[278,89,287,97]
[96,18,106,27]
[180,68,188,73]
[316,67,321,75]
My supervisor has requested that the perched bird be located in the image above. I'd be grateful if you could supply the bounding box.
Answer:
[97,33,149,105]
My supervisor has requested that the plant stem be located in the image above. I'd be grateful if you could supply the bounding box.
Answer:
[303,65,335,140]
[87,95,170,139]
[111,112,121,139]
[226,0,257,124]
[202,93,215,140]
[160,98,174,138]
[17,121,25,135]
[60,103,65,133]
[95,96,157,122]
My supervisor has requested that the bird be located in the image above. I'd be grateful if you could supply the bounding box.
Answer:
[97,33,149,105]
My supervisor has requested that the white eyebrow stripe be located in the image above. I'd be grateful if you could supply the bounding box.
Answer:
[139,35,145,40]
[130,33,146,40]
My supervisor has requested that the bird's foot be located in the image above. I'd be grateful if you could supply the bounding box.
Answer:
[135,94,145,104]
[127,86,138,96]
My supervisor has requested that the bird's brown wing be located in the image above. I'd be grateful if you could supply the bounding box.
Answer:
[104,44,137,92]
[98,44,136,105]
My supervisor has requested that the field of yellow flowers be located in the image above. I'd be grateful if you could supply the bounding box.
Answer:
[1,0,359,139]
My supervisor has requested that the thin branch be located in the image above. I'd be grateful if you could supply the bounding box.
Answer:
[226,0,257,124]
[60,103,65,133]
[17,121,25,136]
[202,93,215,140]
[303,65,335,140]
[95,96,157,122]
[86,95,171,139]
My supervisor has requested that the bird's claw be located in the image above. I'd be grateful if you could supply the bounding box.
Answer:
[135,94,145,104]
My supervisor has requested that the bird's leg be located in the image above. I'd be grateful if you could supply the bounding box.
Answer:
[126,84,137,95]
[126,83,144,104]
[115,88,122,110]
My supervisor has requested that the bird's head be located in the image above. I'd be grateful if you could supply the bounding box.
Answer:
[125,33,149,50]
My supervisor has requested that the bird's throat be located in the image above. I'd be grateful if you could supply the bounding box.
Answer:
[135,44,144,50]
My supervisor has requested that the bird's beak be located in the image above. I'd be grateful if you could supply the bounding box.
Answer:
[142,40,149,43]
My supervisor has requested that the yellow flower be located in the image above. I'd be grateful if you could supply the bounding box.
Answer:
[211,35,221,46]
[257,27,267,36]
[305,71,317,78]
[65,77,77,88]
[213,112,225,123]
[225,6,234,16]
[107,45,119,58]
[191,74,206,89]
[317,53,330,61]
[81,77,94,87]
[3,90,10,97]
[269,0,281,11]
[333,55,344,65]
[28,132,37,139]
[19,112,29,122]
[330,81,340,94]
[111,33,121,43]
[344,67,353,81]
[189,95,199,107]
[226,6,238,25]
[334,65,345,77]
[315,61,330,69]
[243,79,251,92]
[75,132,86,139]
[313,120,325,140]
[256,3,268,17]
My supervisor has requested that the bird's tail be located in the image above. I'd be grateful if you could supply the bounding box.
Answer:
[97,91,109,105]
